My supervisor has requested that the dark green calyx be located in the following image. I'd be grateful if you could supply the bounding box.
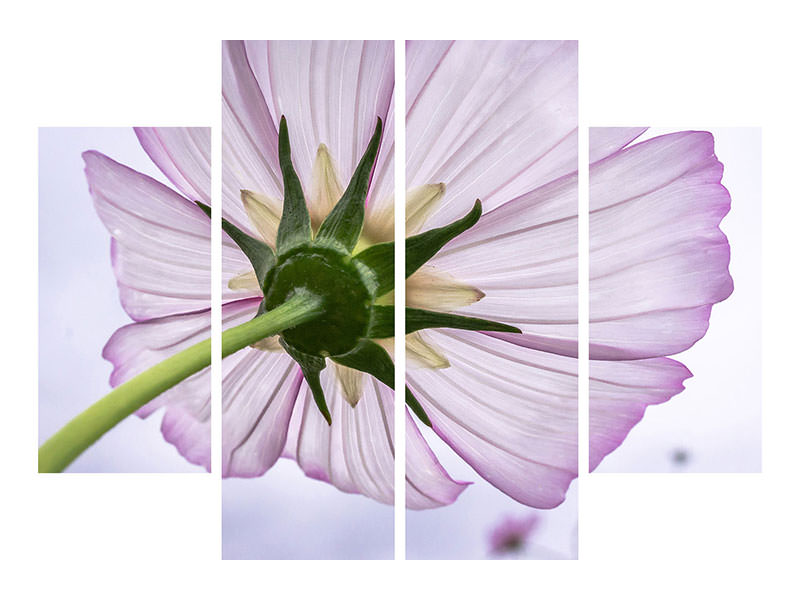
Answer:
[264,247,371,356]
[204,116,520,429]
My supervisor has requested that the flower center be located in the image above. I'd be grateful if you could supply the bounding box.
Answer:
[201,116,520,426]
[263,246,371,356]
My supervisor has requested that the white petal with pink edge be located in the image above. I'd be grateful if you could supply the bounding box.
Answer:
[222,348,304,478]
[243,40,394,207]
[589,356,692,471]
[282,370,468,508]
[135,127,211,204]
[407,40,577,228]
[222,41,283,232]
[407,330,577,509]
[589,130,733,359]
[84,150,211,321]
[406,407,471,509]
[284,370,394,504]
[428,172,578,356]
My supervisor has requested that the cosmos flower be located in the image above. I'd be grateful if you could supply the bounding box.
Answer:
[488,513,540,556]
[83,40,731,510]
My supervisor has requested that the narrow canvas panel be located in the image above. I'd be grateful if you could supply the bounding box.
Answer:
[588,127,760,473]
[38,126,211,473]
[219,40,396,560]
[404,40,579,560]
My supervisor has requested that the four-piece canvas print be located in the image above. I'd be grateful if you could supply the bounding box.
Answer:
[38,40,761,560]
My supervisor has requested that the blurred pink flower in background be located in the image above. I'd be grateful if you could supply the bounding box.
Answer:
[488,513,540,556]
[82,40,731,510]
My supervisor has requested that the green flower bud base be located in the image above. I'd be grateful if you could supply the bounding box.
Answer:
[264,247,371,357]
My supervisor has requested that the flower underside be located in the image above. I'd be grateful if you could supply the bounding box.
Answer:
[198,116,520,426]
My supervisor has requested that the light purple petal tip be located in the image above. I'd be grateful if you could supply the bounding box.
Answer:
[589,357,693,470]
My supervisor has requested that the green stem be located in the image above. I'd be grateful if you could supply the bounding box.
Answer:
[38,292,323,473]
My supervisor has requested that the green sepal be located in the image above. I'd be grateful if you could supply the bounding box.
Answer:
[406,199,482,279]
[195,201,275,290]
[366,305,393,338]
[405,387,432,428]
[368,305,520,338]
[406,307,521,335]
[276,116,312,257]
[315,118,383,253]
[332,340,393,386]
[280,339,331,425]
[332,340,432,427]
[353,241,394,297]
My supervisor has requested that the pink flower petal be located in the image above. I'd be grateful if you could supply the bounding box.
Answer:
[161,405,211,471]
[589,130,733,359]
[84,150,212,321]
[281,370,468,508]
[407,330,577,509]
[588,127,647,163]
[241,41,394,207]
[222,348,303,478]
[406,406,471,509]
[134,127,211,204]
[285,370,394,504]
[589,357,692,470]
[103,306,212,400]
[364,90,394,217]
[407,40,577,228]
[222,40,283,232]
[429,172,578,356]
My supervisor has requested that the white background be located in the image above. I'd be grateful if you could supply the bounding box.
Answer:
[3,1,797,598]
